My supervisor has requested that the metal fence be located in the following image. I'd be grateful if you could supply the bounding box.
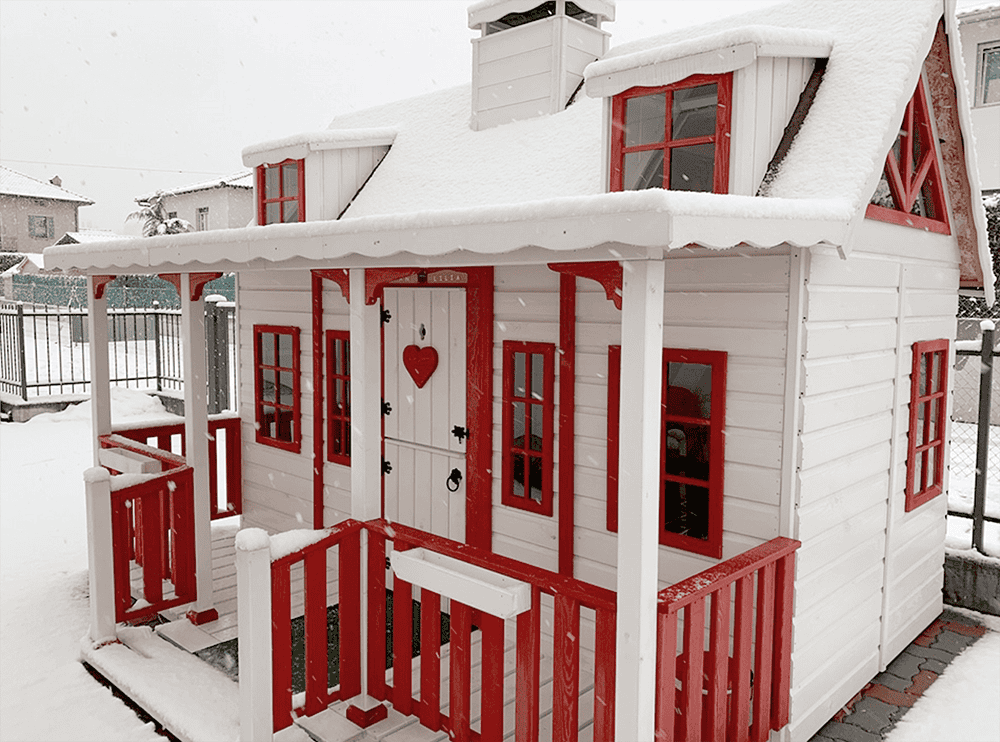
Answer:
[949,320,998,555]
[0,299,236,412]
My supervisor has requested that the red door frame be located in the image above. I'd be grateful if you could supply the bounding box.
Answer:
[312,267,494,550]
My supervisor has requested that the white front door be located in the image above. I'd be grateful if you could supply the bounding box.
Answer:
[382,287,466,541]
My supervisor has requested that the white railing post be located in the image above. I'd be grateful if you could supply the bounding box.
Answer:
[87,276,112,465]
[236,528,273,742]
[84,467,116,645]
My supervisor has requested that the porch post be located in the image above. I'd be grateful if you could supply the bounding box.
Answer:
[615,259,664,741]
[87,275,111,464]
[181,273,216,623]
[84,467,116,644]
[346,268,387,725]
[236,529,273,742]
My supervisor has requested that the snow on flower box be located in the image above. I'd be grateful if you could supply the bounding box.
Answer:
[390,547,531,620]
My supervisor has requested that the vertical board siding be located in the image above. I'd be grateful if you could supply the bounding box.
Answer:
[789,220,961,741]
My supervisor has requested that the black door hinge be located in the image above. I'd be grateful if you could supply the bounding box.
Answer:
[382,399,392,416]
[382,458,392,475]
[452,425,469,443]
[381,308,392,325]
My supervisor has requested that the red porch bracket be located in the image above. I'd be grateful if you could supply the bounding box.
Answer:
[91,275,116,300]
[313,268,350,303]
[364,267,468,305]
[548,261,622,310]
[158,272,223,302]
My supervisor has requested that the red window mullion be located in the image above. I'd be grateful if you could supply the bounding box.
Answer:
[905,339,949,511]
[253,324,301,453]
[258,158,305,226]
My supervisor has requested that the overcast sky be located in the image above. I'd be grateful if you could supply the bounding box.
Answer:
[0,0,979,234]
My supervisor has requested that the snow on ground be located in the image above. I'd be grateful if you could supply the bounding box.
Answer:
[885,630,1000,742]
[0,390,172,742]
[947,422,1000,557]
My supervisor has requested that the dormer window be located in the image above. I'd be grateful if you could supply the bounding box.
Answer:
[610,73,732,193]
[257,158,304,225]
[866,78,948,234]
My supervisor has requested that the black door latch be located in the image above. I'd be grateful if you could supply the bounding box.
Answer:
[446,468,463,492]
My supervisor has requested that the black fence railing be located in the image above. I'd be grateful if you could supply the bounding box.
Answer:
[0,299,236,413]
[949,321,998,555]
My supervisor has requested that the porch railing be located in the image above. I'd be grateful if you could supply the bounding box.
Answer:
[98,433,197,624]
[112,413,242,519]
[655,536,800,742]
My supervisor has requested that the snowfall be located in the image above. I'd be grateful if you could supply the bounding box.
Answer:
[0,389,998,742]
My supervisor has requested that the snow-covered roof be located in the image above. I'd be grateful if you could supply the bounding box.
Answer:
[0,165,93,204]
[136,172,252,202]
[956,2,1000,21]
[42,0,993,303]
[242,129,397,169]
[55,230,129,245]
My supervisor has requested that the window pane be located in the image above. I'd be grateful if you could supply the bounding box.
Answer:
[279,372,294,405]
[283,200,299,223]
[663,422,710,482]
[983,47,1000,105]
[514,352,526,397]
[262,405,277,439]
[670,144,715,192]
[511,453,525,497]
[262,333,275,366]
[527,454,544,503]
[666,362,712,419]
[531,353,545,400]
[278,409,294,442]
[625,93,665,147]
[261,369,276,402]
[663,481,709,540]
[530,405,543,450]
[282,163,299,197]
[277,332,293,368]
[672,84,717,140]
[624,149,664,190]
[266,201,280,225]
[513,401,526,443]
[265,166,279,199]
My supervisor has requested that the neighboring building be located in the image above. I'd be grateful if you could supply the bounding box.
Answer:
[135,171,254,232]
[46,2,995,742]
[958,3,1000,193]
[0,165,93,253]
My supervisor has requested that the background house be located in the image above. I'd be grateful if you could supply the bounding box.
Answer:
[134,171,253,233]
[958,2,1000,196]
[0,165,93,253]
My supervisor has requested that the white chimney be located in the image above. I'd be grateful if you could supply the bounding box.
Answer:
[468,0,614,131]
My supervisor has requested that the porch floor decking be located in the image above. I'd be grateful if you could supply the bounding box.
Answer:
[129,520,599,741]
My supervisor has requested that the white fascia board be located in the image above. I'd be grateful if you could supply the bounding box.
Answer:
[242,129,397,168]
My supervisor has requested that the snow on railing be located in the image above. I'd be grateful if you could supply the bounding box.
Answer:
[112,413,242,519]
[655,536,799,742]
[364,519,619,742]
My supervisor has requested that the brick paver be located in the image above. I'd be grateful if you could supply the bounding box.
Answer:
[807,609,990,742]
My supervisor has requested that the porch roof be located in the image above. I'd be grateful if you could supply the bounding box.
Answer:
[43,188,850,275]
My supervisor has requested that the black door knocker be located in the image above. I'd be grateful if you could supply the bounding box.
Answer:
[446,468,463,492]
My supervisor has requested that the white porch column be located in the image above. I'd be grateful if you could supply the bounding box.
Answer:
[347,268,385,719]
[85,467,116,644]
[87,276,112,464]
[615,259,664,741]
[236,529,273,742]
[181,274,215,619]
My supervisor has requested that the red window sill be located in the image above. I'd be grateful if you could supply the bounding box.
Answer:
[865,204,950,235]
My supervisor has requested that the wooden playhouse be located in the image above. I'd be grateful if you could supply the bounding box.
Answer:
[45,0,995,740]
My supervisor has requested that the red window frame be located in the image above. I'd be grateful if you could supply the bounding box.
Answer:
[253,325,301,453]
[866,78,949,235]
[610,72,732,194]
[905,339,949,512]
[501,341,556,516]
[325,329,351,465]
[607,345,727,558]
[257,158,305,225]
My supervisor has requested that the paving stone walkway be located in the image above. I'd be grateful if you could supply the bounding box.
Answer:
[810,609,989,742]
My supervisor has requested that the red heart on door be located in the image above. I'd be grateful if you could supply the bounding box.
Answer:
[402,345,438,389]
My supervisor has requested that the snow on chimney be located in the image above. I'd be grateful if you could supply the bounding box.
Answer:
[468,0,614,131]
[49,175,62,187]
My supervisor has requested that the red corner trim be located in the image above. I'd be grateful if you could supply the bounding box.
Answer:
[549,262,623,310]
[91,275,116,300]
[346,703,388,728]
[158,272,222,301]
[558,273,576,577]
[313,268,351,303]
[466,267,494,551]
[312,272,325,529]
[186,608,219,625]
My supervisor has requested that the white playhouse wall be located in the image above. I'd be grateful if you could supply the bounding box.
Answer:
[788,219,959,741]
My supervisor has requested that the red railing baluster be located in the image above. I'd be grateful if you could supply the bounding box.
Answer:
[272,563,293,732]
[172,469,196,602]
[480,612,505,742]
[516,586,541,742]
[367,532,387,701]
[705,587,730,742]
[450,601,472,741]
[420,589,442,731]
[110,498,132,622]
[393,576,413,716]
[771,553,795,731]
[679,600,705,742]
[141,490,164,604]
[304,548,327,716]
[655,609,678,742]
[751,562,776,742]
[730,575,754,742]
[554,594,581,742]
[593,606,616,742]
[339,529,361,699]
